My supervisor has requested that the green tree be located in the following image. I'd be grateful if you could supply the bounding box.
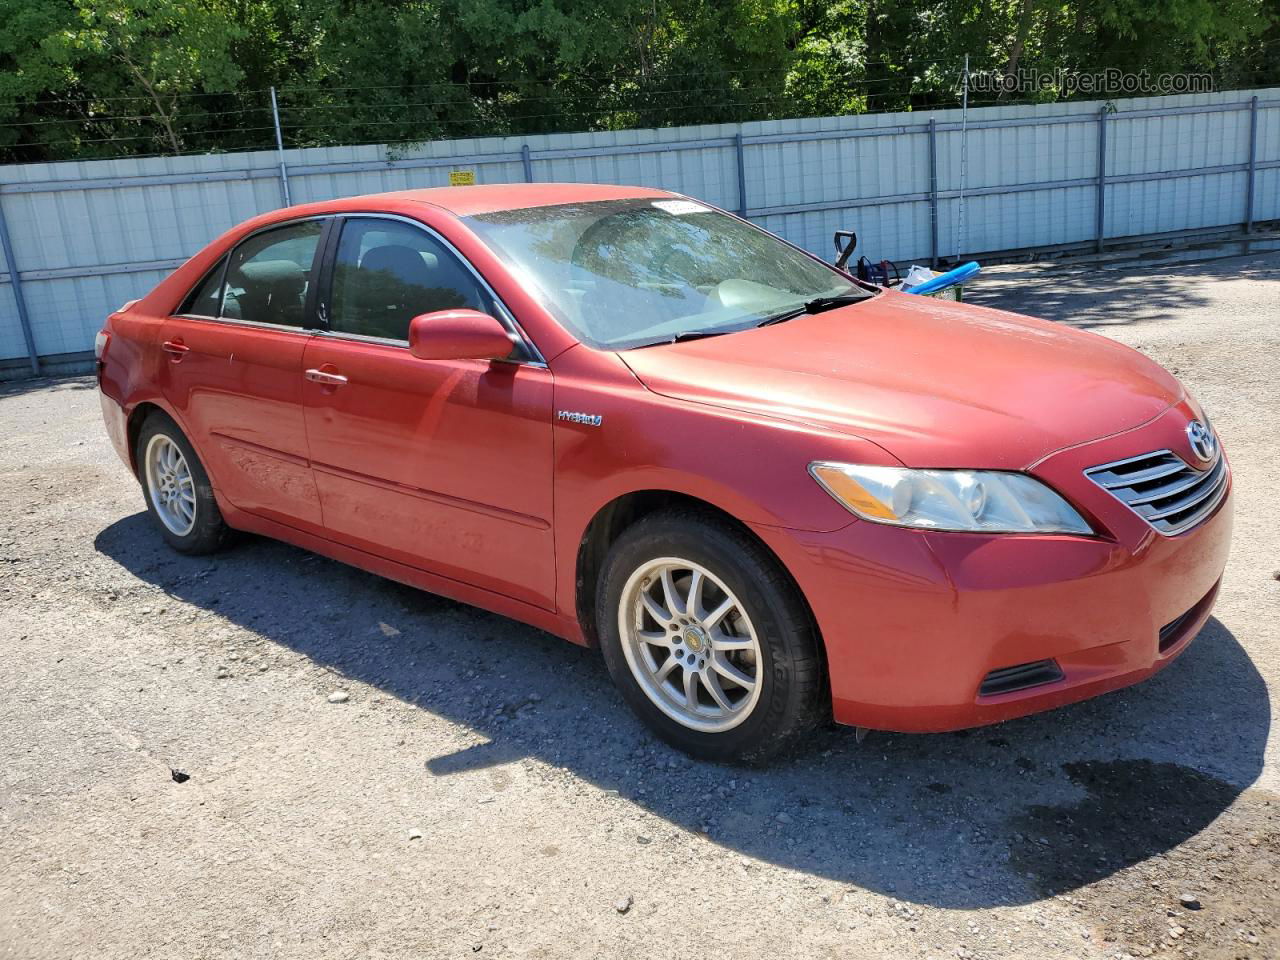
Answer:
[58,0,246,152]
[0,0,1276,163]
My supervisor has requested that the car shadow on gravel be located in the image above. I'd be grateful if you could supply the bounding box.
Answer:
[95,513,1270,910]
[968,249,1280,334]
[967,267,1216,332]
[967,249,1280,329]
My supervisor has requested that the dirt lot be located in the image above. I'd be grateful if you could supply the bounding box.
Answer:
[2,252,1279,960]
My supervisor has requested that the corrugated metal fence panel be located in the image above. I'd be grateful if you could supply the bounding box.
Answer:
[759,202,932,266]
[933,108,1100,256]
[1106,105,1254,237]
[1259,168,1280,223]
[1256,103,1280,222]
[0,230,18,355]
[27,267,174,357]
[288,138,529,203]
[938,186,1099,257]
[1108,172,1250,238]
[3,152,284,269]
[737,112,924,263]
[2,87,1279,364]
[535,126,739,212]
[0,281,22,360]
[0,150,286,360]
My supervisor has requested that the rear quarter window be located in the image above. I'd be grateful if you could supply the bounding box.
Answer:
[179,257,227,317]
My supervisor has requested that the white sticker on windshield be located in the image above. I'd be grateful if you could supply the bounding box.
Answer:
[651,199,710,216]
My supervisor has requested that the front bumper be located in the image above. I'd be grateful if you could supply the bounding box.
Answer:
[750,404,1234,732]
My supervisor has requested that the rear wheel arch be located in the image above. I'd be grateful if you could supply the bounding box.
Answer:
[134,411,230,555]
[125,400,206,483]
[126,402,167,478]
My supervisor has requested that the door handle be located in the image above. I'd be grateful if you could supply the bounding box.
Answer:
[305,367,348,386]
[161,339,189,359]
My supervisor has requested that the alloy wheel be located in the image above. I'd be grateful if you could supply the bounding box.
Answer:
[144,434,196,536]
[617,557,763,732]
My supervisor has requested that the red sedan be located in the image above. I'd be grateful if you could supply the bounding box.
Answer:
[96,184,1232,761]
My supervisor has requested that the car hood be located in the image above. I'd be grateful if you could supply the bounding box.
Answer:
[618,290,1183,469]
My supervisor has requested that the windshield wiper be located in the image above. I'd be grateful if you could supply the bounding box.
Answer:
[636,329,734,348]
[637,291,872,346]
[757,292,872,327]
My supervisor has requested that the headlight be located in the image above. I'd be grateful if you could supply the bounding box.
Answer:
[809,462,1093,534]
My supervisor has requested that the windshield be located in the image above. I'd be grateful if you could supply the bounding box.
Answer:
[464,198,872,349]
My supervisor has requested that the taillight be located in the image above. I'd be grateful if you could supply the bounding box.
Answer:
[94,330,110,360]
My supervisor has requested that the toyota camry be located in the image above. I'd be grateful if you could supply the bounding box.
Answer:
[96,184,1232,761]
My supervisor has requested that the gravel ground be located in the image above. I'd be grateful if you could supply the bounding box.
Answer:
[1,252,1278,960]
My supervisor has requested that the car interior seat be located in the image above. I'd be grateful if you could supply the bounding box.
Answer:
[228,259,307,326]
[353,244,479,340]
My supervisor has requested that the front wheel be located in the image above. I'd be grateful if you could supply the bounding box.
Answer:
[136,413,229,555]
[596,509,827,762]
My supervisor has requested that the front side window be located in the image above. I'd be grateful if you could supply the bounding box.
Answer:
[328,218,489,342]
[220,220,323,328]
[465,198,871,349]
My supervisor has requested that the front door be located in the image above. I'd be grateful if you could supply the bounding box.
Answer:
[159,218,325,530]
[300,215,556,609]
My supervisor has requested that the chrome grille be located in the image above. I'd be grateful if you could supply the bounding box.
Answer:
[1084,449,1228,536]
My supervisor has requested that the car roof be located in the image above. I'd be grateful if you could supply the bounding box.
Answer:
[331,183,676,218]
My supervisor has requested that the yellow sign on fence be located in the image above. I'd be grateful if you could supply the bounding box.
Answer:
[448,170,476,186]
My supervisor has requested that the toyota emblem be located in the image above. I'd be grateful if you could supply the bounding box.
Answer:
[1186,420,1216,463]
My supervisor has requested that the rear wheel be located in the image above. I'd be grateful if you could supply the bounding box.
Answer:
[596,508,826,762]
[136,413,229,555]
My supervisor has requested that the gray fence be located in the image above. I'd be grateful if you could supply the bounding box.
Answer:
[2,86,1278,377]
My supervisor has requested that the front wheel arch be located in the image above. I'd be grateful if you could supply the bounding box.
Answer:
[594,504,831,761]
[574,490,827,668]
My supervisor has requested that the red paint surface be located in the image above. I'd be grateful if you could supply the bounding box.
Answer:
[408,309,515,361]
[97,184,1233,733]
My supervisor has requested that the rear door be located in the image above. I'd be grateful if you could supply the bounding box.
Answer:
[159,218,326,531]
[300,214,556,609]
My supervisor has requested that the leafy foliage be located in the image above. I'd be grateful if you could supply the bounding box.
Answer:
[0,0,1275,161]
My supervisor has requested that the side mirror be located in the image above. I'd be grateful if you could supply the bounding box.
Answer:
[407,309,515,361]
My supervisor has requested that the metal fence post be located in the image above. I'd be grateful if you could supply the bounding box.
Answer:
[927,118,939,268]
[0,193,40,375]
[521,144,534,182]
[1245,95,1259,234]
[734,132,747,217]
[1095,105,1108,254]
[270,87,291,207]
[954,54,970,261]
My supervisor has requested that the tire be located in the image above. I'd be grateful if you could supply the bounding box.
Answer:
[596,508,827,763]
[135,412,229,555]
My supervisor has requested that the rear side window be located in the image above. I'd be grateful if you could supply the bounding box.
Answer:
[328,218,489,341]
[221,220,324,328]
